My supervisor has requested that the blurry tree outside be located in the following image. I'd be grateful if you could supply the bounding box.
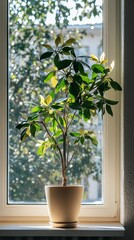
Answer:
[9,0,102,203]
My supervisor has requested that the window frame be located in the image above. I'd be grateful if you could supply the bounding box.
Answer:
[0,0,122,223]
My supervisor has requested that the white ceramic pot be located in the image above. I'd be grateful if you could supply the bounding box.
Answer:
[45,185,83,228]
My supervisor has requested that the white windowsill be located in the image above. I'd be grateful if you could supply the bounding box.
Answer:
[0,222,125,237]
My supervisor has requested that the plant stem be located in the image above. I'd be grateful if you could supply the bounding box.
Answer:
[62,101,68,186]
[38,120,64,178]
[67,109,77,130]
[67,151,76,169]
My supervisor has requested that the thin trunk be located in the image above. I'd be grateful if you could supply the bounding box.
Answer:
[62,131,67,186]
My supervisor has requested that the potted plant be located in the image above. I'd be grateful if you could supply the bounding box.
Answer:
[16,34,122,227]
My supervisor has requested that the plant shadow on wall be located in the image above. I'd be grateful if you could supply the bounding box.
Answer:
[16,35,122,227]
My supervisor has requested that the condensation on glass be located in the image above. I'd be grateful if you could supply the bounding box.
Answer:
[8,0,103,204]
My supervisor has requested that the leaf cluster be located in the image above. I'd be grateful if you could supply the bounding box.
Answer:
[16,35,122,185]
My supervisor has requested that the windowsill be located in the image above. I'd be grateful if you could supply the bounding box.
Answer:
[0,222,125,237]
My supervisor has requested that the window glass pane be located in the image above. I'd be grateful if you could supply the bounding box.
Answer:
[8,0,103,203]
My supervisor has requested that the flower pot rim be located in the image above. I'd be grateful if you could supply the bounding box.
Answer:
[45,185,83,188]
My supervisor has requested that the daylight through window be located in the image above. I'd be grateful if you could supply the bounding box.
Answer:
[8,0,103,204]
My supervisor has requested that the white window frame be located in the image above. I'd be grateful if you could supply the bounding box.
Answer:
[0,0,122,223]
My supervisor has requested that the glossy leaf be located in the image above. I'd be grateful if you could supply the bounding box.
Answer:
[89,135,98,146]
[73,61,79,73]
[31,106,42,113]
[80,74,93,84]
[44,95,53,106]
[57,59,72,70]
[83,108,91,120]
[45,117,53,123]
[54,54,60,68]
[70,132,81,137]
[58,115,65,127]
[63,38,76,46]
[55,79,66,93]
[44,71,55,83]
[69,102,81,110]
[106,104,113,116]
[110,80,122,91]
[61,47,73,54]
[74,74,82,84]
[40,51,53,60]
[90,54,99,62]
[27,113,38,121]
[30,124,36,137]
[51,76,58,88]
[77,62,85,74]
[91,64,105,73]
[80,136,84,144]
[54,129,62,138]
[16,122,29,130]
[69,81,80,98]
[104,99,118,105]
[43,44,53,50]
[20,128,29,141]
[55,35,61,46]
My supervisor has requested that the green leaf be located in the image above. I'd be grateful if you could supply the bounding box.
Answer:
[31,106,42,113]
[44,71,55,83]
[80,136,84,144]
[54,129,62,138]
[53,119,57,130]
[106,104,113,116]
[20,128,29,141]
[51,104,63,110]
[57,59,72,70]
[16,122,29,130]
[55,79,66,93]
[37,145,45,155]
[58,115,65,127]
[71,49,76,58]
[98,81,110,92]
[70,132,81,137]
[73,61,79,73]
[63,38,76,46]
[33,123,42,131]
[30,124,36,137]
[40,51,53,60]
[43,44,53,50]
[77,62,85,74]
[80,74,94,84]
[89,135,98,146]
[50,90,55,99]
[55,35,61,46]
[83,108,91,120]
[61,47,73,54]
[110,80,122,91]
[44,95,53,106]
[27,113,38,121]
[69,81,80,98]
[92,64,105,73]
[74,75,82,84]
[104,99,119,105]
[54,54,60,68]
[45,117,53,123]
[69,102,81,110]
[82,100,96,109]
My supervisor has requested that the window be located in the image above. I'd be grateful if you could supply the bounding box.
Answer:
[0,0,122,222]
